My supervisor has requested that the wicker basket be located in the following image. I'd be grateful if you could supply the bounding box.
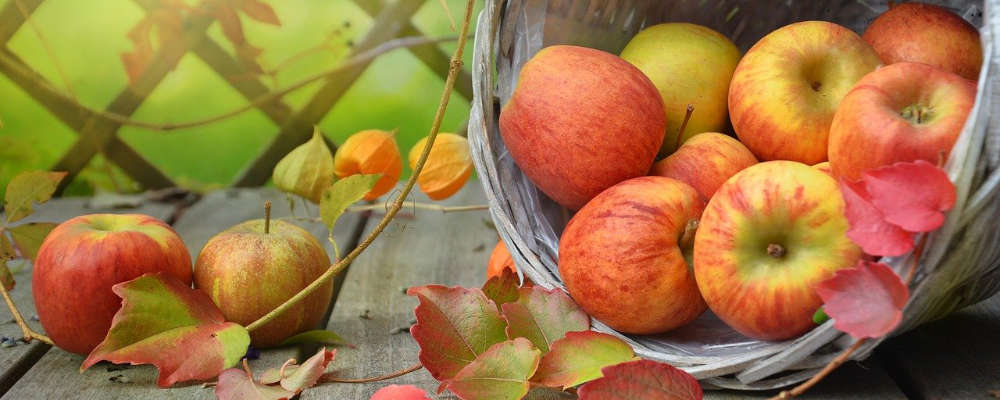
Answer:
[468,0,1000,390]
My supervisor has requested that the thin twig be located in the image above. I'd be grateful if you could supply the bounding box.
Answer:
[244,0,476,334]
[348,201,488,213]
[0,268,53,345]
[321,363,422,384]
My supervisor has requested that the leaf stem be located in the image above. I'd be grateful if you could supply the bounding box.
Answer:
[0,267,53,346]
[320,362,422,383]
[244,0,476,334]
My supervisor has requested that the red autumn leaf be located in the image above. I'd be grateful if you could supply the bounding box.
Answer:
[215,367,294,400]
[407,285,508,384]
[862,160,957,232]
[481,267,520,309]
[815,260,909,339]
[443,338,541,400]
[501,286,589,353]
[577,359,702,400]
[840,179,915,257]
[119,6,184,85]
[240,0,281,26]
[532,331,635,389]
[258,347,335,393]
[82,273,250,387]
[370,384,432,400]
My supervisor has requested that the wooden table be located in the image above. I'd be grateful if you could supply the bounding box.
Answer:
[0,186,996,399]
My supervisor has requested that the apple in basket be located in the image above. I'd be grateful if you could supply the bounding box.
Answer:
[498,45,665,210]
[729,21,881,164]
[693,161,861,341]
[559,176,706,334]
[863,2,982,81]
[33,214,193,354]
[651,132,758,202]
[195,217,333,347]
[828,62,976,180]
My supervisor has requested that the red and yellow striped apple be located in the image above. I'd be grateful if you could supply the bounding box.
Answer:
[863,2,982,81]
[729,21,881,164]
[195,218,332,347]
[651,132,757,202]
[693,161,861,340]
[829,62,976,180]
[499,45,665,210]
[33,214,193,354]
[559,176,706,334]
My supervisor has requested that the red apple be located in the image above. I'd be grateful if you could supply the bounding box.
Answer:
[559,176,706,334]
[499,45,665,210]
[33,214,192,354]
[195,218,333,347]
[828,62,976,180]
[729,21,881,164]
[863,2,982,81]
[813,161,832,175]
[651,132,757,201]
[693,161,861,340]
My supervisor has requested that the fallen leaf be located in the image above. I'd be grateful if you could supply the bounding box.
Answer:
[840,179,914,257]
[273,128,336,203]
[407,285,508,383]
[4,171,67,223]
[240,0,281,26]
[863,160,957,232]
[0,261,13,291]
[0,234,15,260]
[443,338,541,400]
[277,347,335,393]
[278,329,351,347]
[82,273,251,388]
[320,174,382,232]
[7,222,57,260]
[216,367,294,400]
[501,286,589,353]
[481,267,520,309]
[577,359,702,400]
[532,331,635,389]
[370,384,432,400]
[815,260,909,339]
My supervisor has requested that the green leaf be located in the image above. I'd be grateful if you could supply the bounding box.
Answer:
[320,173,381,232]
[813,307,829,324]
[444,338,541,400]
[481,267,520,310]
[278,329,351,347]
[82,273,250,388]
[501,286,590,353]
[215,368,294,400]
[3,171,67,223]
[531,331,636,389]
[7,222,57,260]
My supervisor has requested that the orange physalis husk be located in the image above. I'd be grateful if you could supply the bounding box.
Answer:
[333,129,403,201]
[408,133,473,201]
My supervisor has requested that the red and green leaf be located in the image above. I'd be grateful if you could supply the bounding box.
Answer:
[82,273,250,387]
[481,267,520,309]
[3,171,66,223]
[407,285,508,383]
[7,222,57,260]
[501,286,589,353]
[216,367,294,400]
[577,359,702,400]
[443,338,541,400]
[815,260,909,339]
[275,347,335,393]
[370,384,432,400]
[532,331,635,389]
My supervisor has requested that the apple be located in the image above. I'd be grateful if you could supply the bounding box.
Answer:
[863,2,982,81]
[813,161,832,175]
[651,132,757,201]
[729,21,881,164]
[499,45,665,210]
[620,23,742,155]
[33,214,192,354]
[828,62,976,180]
[559,176,706,334]
[195,215,332,347]
[693,161,861,340]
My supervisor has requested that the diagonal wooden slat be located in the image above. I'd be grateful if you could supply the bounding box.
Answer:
[0,0,42,44]
[232,0,429,187]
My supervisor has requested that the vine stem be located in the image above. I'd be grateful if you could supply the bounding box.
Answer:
[321,363,423,384]
[0,265,53,346]
[771,236,928,399]
[244,0,476,333]
[347,201,487,213]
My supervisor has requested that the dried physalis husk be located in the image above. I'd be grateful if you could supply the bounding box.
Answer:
[333,129,403,201]
[408,133,472,201]
[273,127,335,203]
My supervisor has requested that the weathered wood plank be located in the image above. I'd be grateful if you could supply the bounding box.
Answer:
[876,293,1000,399]
[303,185,495,399]
[704,362,906,399]
[1,189,364,399]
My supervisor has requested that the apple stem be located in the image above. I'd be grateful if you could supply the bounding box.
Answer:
[320,362,423,383]
[264,201,272,234]
[674,104,695,151]
[679,219,699,249]
[767,243,786,258]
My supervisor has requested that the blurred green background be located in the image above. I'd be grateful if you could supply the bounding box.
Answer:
[0,0,480,198]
